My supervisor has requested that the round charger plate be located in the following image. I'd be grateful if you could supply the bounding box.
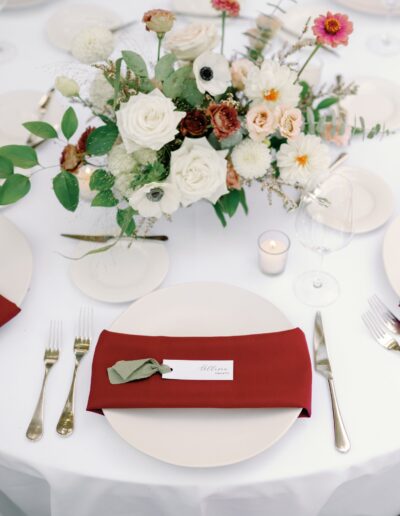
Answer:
[383,215,400,297]
[45,4,121,51]
[69,240,169,303]
[0,215,32,308]
[334,0,400,15]
[104,282,301,468]
[5,0,48,9]
[0,90,64,147]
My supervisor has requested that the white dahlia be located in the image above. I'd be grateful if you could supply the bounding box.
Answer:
[231,139,272,179]
[71,26,114,64]
[89,72,114,111]
[277,134,330,186]
[128,182,181,218]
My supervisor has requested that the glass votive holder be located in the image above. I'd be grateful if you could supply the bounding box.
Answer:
[258,230,291,276]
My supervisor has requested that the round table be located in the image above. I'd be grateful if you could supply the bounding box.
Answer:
[1,1,400,515]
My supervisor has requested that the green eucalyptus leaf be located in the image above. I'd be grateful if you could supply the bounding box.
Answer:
[53,170,79,212]
[23,121,58,139]
[89,169,115,191]
[316,97,339,110]
[137,77,155,93]
[122,50,148,78]
[0,156,14,178]
[117,206,136,236]
[86,124,118,156]
[61,107,78,140]
[238,188,248,214]
[219,130,243,150]
[218,189,241,218]
[213,202,227,227]
[155,53,176,82]
[91,189,118,207]
[163,65,192,98]
[0,145,38,169]
[182,78,204,107]
[0,174,30,205]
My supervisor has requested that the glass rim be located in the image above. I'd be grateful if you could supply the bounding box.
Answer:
[258,230,291,255]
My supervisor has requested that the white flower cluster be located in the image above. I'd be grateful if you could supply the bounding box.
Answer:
[71,26,114,64]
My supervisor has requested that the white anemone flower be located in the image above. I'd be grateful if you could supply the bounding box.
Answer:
[128,182,181,218]
[193,51,231,96]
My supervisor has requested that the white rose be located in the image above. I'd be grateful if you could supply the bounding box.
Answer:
[55,76,79,97]
[163,22,219,61]
[116,89,186,152]
[169,137,228,206]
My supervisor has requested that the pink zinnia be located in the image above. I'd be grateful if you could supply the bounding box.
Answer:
[211,0,240,17]
[312,12,353,48]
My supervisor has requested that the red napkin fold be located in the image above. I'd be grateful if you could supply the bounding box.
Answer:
[87,328,312,417]
[0,295,20,327]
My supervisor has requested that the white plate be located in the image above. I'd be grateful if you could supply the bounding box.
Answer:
[104,282,301,468]
[0,215,32,307]
[383,215,400,297]
[5,0,48,9]
[0,90,64,147]
[70,240,169,303]
[280,2,326,38]
[45,4,121,51]
[341,77,400,131]
[334,0,400,15]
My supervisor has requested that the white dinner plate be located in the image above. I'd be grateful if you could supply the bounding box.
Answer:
[69,240,169,303]
[104,282,301,468]
[341,77,400,131]
[280,2,326,38]
[0,90,64,147]
[0,215,32,307]
[5,0,48,9]
[383,215,400,297]
[334,0,400,15]
[45,4,121,51]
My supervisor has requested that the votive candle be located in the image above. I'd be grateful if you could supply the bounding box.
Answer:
[258,230,290,275]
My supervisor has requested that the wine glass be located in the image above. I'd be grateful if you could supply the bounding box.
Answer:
[0,0,16,64]
[294,172,354,307]
[368,0,400,56]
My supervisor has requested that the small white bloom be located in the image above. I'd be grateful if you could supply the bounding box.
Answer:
[108,143,137,176]
[193,52,230,96]
[169,137,228,206]
[277,134,330,186]
[89,72,114,111]
[164,22,219,61]
[71,26,114,64]
[132,147,158,165]
[116,89,186,152]
[55,76,79,97]
[129,181,181,218]
[245,60,301,109]
[231,138,272,179]
[114,172,134,198]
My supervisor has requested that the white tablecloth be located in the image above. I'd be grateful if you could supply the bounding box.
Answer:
[1,0,400,515]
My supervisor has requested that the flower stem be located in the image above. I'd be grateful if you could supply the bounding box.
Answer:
[294,44,321,84]
[220,11,226,54]
[157,33,164,62]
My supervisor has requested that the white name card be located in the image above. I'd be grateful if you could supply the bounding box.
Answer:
[162,359,234,380]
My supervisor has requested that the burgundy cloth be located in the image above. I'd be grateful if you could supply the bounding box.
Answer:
[0,295,20,327]
[87,328,312,417]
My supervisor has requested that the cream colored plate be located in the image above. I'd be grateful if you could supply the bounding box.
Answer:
[0,90,64,147]
[280,2,327,38]
[45,4,121,51]
[70,240,169,303]
[383,215,400,297]
[104,282,301,468]
[334,0,400,15]
[0,215,32,307]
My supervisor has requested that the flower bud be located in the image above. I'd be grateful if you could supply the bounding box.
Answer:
[55,76,80,97]
[142,9,175,34]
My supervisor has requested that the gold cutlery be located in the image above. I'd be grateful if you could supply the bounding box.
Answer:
[329,152,348,172]
[362,309,400,352]
[56,307,92,437]
[26,321,62,441]
[314,311,351,453]
[26,87,55,147]
[367,295,400,336]
[61,233,169,243]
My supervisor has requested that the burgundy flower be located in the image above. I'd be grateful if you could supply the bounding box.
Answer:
[76,126,95,154]
[60,144,82,173]
[179,109,209,137]
[207,102,241,140]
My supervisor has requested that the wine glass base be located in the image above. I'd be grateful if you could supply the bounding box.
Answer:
[0,41,16,63]
[368,34,400,56]
[293,270,340,307]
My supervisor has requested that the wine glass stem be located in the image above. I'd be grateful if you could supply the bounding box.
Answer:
[313,253,325,289]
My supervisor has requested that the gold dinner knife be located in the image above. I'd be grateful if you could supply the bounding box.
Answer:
[26,87,55,147]
[61,233,168,242]
[314,311,350,453]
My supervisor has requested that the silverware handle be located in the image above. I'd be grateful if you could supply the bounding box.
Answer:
[328,377,351,453]
[56,363,78,437]
[26,370,49,441]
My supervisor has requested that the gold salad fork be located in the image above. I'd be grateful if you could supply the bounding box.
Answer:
[26,321,62,441]
[56,307,92,437]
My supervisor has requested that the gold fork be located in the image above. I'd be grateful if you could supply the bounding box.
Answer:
[56,307,92,437]
[26,321,62,441]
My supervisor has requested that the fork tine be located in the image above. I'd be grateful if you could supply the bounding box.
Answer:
[363,311,384,340]
[370,295,397,325]
[48,320,54,351]
[362,313,378,340]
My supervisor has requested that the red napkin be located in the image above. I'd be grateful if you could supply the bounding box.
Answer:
[0,295,20,327]
[87,328,312,417]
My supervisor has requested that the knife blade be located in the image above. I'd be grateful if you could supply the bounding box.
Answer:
[314,311,350,453]
[61,233,168,242]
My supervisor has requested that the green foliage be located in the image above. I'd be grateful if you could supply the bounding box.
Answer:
[91,189,119,207]
[122,50,148,78]
[213,188,248,226]
[0,156,13,178]
[299,80,311,101]
[155,54,176,82]
[61,107,78,140]
[163,65,192,99]
[86,124,119,156]
[315,97,339,110]
[181,79,204,107]
[117,206,136,236]
[53,170,79,212]
[113,57,123,109]
[23,121,58,140]
[219,130,243,150]
[0,145,38,169]
[89,169,115,191]
[0,174,30,205]
[130,162,167,190]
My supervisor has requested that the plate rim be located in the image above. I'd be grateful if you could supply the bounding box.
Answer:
[383,214,400,297]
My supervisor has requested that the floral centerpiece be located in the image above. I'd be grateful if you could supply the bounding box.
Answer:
[0,2,384,242]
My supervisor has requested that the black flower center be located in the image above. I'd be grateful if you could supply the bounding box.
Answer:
[199,66,214,81]
[146,187,164,202]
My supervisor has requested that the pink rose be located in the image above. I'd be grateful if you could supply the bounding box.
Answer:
[322,122,351,146]
[246,104,276,142]
[231,58,255,91]
[276,107,302,140]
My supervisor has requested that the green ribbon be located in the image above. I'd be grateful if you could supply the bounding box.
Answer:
[107,358,172,384]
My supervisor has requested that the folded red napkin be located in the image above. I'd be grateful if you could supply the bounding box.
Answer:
[0,295,21,327]
[87,328,312,416]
